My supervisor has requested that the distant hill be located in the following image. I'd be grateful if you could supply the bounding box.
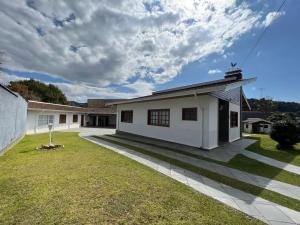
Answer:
[247,98,300,113]
[68,101,87,107]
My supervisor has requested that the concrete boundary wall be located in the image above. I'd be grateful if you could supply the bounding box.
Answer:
[0,84,27,153]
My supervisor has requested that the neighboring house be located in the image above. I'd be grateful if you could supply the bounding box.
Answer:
[26,100,118,134]
[26,101,87,134]
[242,111,270,121]
[243,118,272,134]
[0,83,27,153]
[85,99,121,128]
[107,70,255,150]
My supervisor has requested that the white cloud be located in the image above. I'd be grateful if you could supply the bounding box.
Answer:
[0,0,270,98]
[208,69,222,75]
[0,72,151,102]
[0,71,28,85]
[262,11,285,27]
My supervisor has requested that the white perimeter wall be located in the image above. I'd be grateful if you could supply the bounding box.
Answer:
[117,95,219,149]
[26,110,83,134]
[229,102,241,142]
[0,88,27,152]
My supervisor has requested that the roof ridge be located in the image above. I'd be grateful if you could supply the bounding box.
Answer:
[28,100,83,109]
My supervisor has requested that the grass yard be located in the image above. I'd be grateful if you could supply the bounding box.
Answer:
[246,134,300,166]
[109,134,300,187]
[97,136,300,212]
[227,154,300,187]
[0,132,264,225]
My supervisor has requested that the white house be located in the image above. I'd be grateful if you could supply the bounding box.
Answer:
[26,101,86,134]
[26,100,118,134]
[108,70,255,150]
[243,118,272,134]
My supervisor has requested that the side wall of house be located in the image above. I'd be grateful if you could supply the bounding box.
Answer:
[229,102,241,142]
[26,110,83,134]
[259,124,272,134]
[116,95,218,149]
[213,87,241,142]
[243,123,253,133]
[0,88,27,153]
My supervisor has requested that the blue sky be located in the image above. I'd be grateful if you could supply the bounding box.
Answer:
[0,0,299,102]
[158,1,300,102]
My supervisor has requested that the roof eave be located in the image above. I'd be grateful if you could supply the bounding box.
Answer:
[107,77,256,106]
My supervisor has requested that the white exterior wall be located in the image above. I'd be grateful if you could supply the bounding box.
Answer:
[26,110,83,134]
[229,102,241,142]
[243,123,252,133]
[117,95,219,149]
[259,124,272,134]
[0,88,27,152]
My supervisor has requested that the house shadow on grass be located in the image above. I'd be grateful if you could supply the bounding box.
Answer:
[94,133,300,211]
[88,135,300,224]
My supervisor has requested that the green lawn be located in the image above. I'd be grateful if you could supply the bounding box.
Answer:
[109,134,300,187]
[227,154,300,186]
[246,134,300,166]
[97,136,300,212]
[0,132,264,225]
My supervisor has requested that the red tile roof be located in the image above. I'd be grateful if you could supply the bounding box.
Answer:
[28,101,116,114]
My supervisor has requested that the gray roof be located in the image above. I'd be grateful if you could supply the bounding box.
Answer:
[243,118,272,124]
[153,77,237,95]
[107,76,256,105]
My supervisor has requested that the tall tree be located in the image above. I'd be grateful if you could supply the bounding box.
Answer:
[8,79,68,104]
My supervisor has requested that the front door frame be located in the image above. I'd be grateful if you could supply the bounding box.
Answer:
[218,99,229,143]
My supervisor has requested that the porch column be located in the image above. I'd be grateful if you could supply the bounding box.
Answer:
[96,115,99,127]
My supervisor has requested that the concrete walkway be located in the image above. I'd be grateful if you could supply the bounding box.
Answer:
[115,133,300,176]
[82,135,300,225]
[102,135,300,202]
[241,150,300,176]
[114,132,256,162]
[61,127,116,136]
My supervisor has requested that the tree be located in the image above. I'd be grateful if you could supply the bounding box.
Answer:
[8,79,68,104]
[255,98,275,114]
[267,112,292,123]
[270,120,299,149]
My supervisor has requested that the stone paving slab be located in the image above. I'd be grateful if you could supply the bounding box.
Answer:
[115,133,300,177]
[103,135,300,202]
[241,150,300,176]
[114,133,255,162]
[82,135,300,225]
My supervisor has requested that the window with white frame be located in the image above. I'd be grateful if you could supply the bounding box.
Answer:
[38,115,54,127]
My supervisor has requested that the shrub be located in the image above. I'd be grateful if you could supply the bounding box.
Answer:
[270,120,299,149]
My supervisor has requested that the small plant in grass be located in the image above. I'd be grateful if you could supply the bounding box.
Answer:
[270,120,299,149]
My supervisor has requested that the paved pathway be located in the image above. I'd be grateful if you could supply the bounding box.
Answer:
[241,150,300,176]
[114,133,256,162]
[82,135,300,225]
[115,133,300,176]
[102,135,300,202]
[61,127,116,136]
